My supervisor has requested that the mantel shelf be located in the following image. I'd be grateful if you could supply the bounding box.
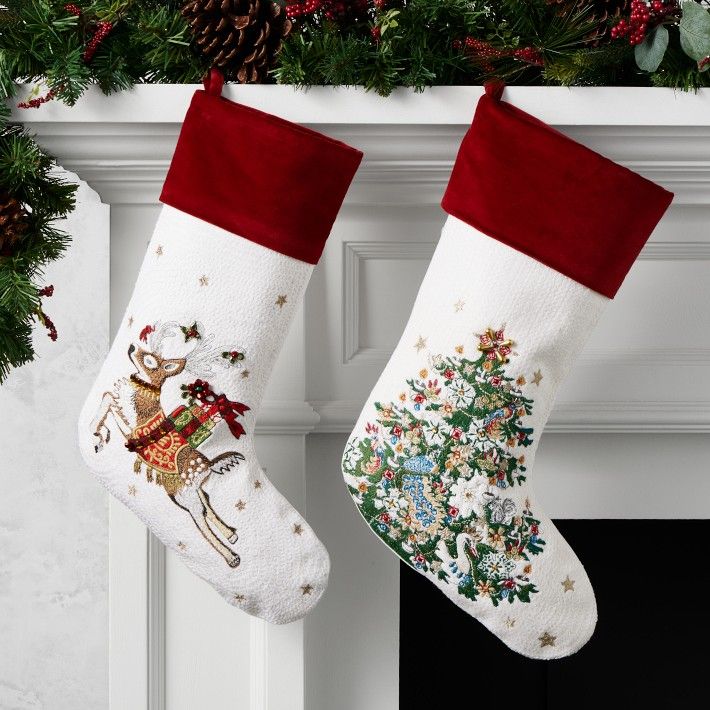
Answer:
[10,84,710,126]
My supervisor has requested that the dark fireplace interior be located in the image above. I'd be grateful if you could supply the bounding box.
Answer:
[400,520,708,708]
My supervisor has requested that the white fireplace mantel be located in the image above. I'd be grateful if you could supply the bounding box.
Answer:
[9,85,710,710]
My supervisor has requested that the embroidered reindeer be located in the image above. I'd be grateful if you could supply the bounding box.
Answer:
[91,322,248,568]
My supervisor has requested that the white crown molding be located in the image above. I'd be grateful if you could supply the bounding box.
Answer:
[310,399,710,434]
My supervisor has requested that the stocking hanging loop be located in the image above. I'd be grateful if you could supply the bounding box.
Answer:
[203,68,225,97]
[484,79,505,102]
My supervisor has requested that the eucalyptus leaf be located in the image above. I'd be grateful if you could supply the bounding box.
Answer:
[679,0,710,62]
[634,24,669,72]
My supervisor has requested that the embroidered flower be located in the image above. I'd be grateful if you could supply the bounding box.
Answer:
[447,476,489,519]
[451,378,473,407]
[476,580,494,597]
[445,444,472,471]
[362,455,382,475]
[488,526,506,550]
[378,405,395,420]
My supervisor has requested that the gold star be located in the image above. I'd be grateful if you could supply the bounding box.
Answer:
[454,344,464,354]
[414,336,427,353]
[199,275,209,287]
[235,500,246,511]
[127,316,134,327]
[127,484,137,496]
[454,299,465,312]
[276,295,287,308]
[301,584,313,595]
[505,617,516,628]
[532,369,543,386]
[234,594,246,603]
[253,480,262,489]
[241,370,250,379]
[293,523,303,535]
[561,576,575,592]
[155,245,163,256]
[539,631,556,648]
[177,541,187,552]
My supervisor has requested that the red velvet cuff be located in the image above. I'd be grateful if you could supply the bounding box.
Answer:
[441,83,673,298]
[161,81,362,264]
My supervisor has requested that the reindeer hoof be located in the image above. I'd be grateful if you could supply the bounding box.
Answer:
[228,553,240,568]
[228,531,238,544]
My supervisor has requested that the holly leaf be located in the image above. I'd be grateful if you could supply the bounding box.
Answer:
[634,24,669,72]
[680,0,710,62]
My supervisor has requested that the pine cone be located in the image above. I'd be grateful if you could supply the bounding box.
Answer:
[0,189,28,256]
[182,0,292,83]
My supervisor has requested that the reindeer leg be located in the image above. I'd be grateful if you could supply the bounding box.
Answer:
[198,484,238,545]
[91,391,117,451]
[171,493,240,568]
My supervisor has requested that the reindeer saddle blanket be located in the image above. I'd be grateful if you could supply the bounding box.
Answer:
[126,405,216,475]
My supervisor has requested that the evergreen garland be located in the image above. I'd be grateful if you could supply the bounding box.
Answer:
[1,0,709,381]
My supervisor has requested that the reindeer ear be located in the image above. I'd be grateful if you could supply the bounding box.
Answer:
[162,359,185,375]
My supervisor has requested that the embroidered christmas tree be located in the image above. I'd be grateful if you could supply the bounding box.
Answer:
[343,328,546,606]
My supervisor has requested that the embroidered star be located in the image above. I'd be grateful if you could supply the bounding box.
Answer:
[414,336,427,353]
[253,480,262,489]
[454,344,464,355]
[235,500,246,511]
[127,484,137,496]
[127,316,134,327]
[177,541,187,552]
[532,369,543,386]
[155,245,163,257]
[561,576,575,592]
[505,617,516,628]
[293,523,303,535]
[301,584,313,595]
[454,299,465,312]
[199,275,209,287]
[241,370,250,379]
[276,295,287,308]
[234,594,246,603]
[539,631,556,648]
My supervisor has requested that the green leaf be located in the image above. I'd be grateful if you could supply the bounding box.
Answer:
[634,24,669,72]
[680,0,710,62]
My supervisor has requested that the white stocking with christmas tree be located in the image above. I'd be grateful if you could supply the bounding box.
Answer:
[341,82,672,658]
[79,71,361,623]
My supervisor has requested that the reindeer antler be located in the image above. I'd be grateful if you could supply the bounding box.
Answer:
[143,320,236,376]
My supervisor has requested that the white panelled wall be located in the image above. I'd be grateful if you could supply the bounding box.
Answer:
[12,85,710,710]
